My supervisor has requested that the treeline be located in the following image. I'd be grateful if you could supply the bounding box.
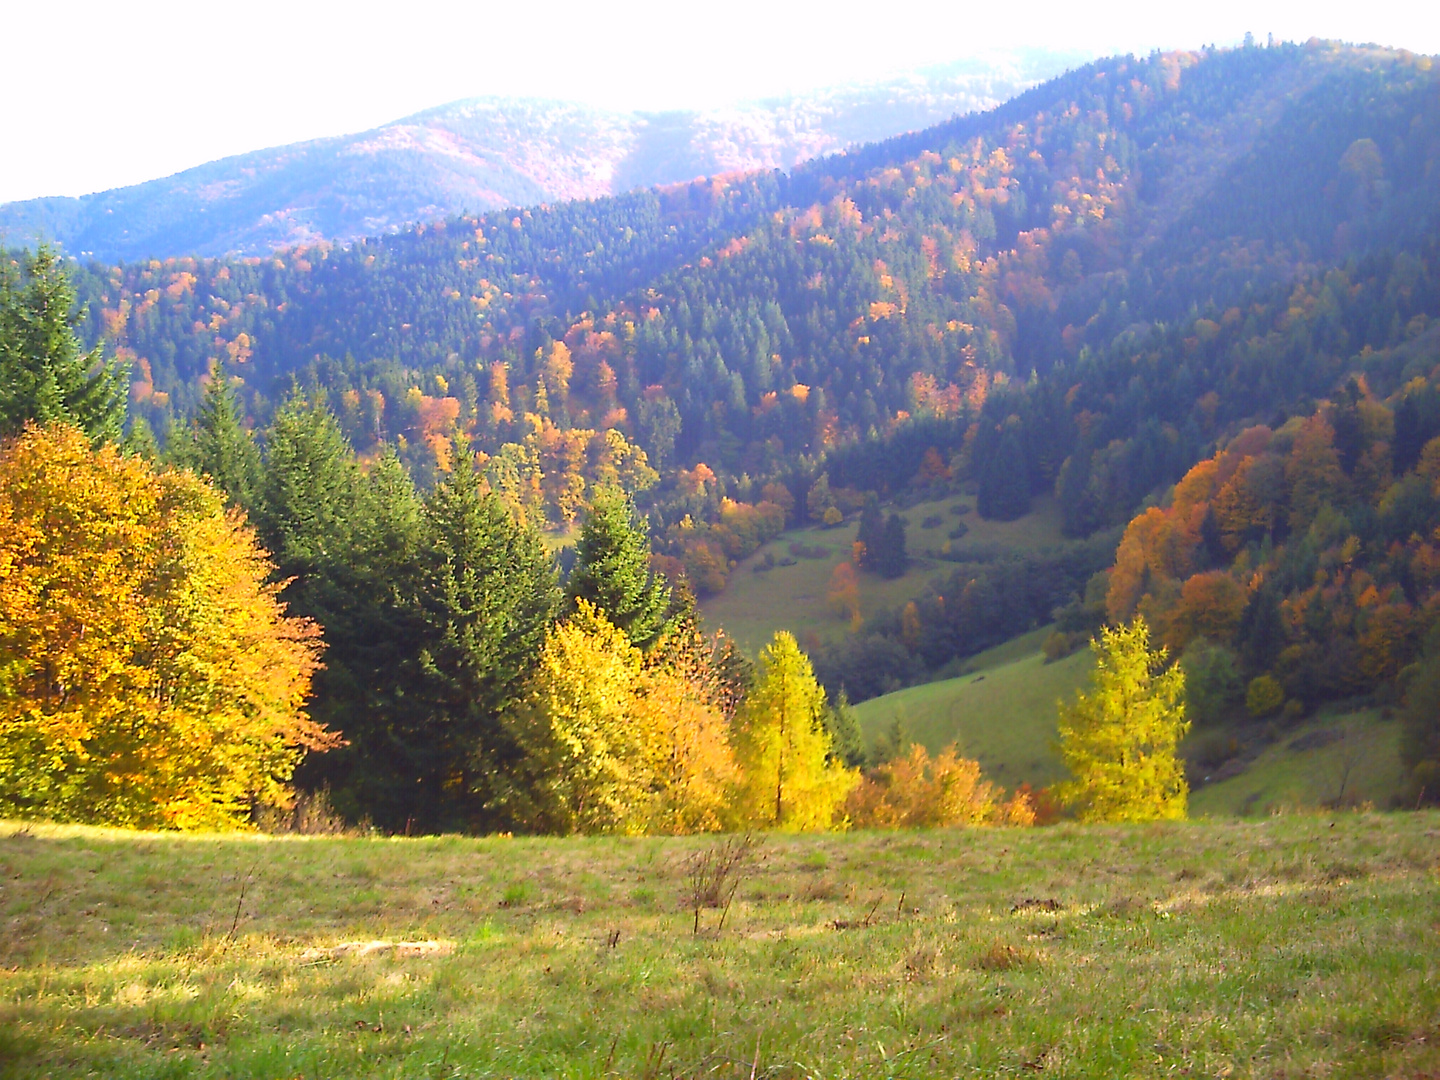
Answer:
[1,253,1039,833]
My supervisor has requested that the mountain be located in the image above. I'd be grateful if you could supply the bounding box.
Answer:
[0,52,1084,263]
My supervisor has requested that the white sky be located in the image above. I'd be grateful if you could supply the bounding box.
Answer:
[3,0,1435,204]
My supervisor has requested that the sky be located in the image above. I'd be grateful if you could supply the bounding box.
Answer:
[3,0,1435,204]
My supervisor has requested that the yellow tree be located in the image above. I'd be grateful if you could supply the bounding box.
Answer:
[504,600,656,834]
[0,423,334,829]
[730,632,858,831]
[1055,617,1189,823]
[504,600,737,834]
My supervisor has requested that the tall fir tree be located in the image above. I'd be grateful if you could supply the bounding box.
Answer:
[566,488,671,649]
[170,362,261,510]
[977,421,1031,521]
[0,246,127,444]
[409,442,560,831]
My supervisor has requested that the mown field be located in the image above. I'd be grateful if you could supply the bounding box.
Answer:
[699,493,1067,653]
[2,814,1438,1078]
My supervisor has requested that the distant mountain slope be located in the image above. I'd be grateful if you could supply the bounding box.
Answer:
[0,53,1083,262]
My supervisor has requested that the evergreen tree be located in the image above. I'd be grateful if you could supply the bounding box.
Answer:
[1056,617,1190,823]
[824,690,867,768]
[855,496,884,569]
[977,421,1031,521]
[293,450,428,826]
[170,363,261,510]
[254,393,363,612]
[410,444,560,831]
[567,488,671,649]
[876,512,908,578]
[730,631,858,831]
[1400,624,1440,807]
[0,246,127,443]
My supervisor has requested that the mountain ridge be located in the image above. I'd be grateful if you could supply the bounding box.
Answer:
[0,52,1086,263]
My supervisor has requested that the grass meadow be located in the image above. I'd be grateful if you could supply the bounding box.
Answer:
[2,814,1438,1078]
[699,494,1067,653]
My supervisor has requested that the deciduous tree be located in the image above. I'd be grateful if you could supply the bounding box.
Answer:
[1056,617,1189,823]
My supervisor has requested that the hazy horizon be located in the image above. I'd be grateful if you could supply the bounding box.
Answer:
[7,0,1436,205]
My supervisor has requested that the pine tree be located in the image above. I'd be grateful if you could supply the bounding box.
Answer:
[170,362,261,510]
[730,631,858,831]
[566,488,671,649]
[0,246,127,444]
[1056,617,1190,823]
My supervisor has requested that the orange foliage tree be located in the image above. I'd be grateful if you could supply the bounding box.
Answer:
[0,423,335,829]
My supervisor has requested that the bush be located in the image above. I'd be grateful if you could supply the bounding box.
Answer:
[1246,675,1285,718]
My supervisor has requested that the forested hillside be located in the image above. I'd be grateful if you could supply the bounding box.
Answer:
[60,42,1438,593]
[0,53,1078,263]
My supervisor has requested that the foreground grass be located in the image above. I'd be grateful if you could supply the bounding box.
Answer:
[3,816,1438,1078]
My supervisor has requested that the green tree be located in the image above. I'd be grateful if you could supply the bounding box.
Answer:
[291,450,429,827]
[977,420,1031,521]
[730,631,858,831]
[1056,617,1190,822]
[0,246,127,443]
[566,488,671,649]
[410,442,560,831]
[1400,624,1440,806]
[170,363,261,510]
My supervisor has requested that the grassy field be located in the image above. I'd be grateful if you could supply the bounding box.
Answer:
[853,634,1409,813]
[3,815,1438,1078]
[852,628,1089,791]
[1191,707,1405,817]
[699,493,1067,653]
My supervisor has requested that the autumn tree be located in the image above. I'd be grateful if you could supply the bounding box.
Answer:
[1056,617,1190,823]
[504,601,737,835]
[0,423,334,829]
[729,632,858,830]
[0,247,127,444]
[848,743,1034,828]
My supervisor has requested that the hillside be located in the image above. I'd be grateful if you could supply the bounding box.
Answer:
[3,815,1437,1077]
[0,53,1080,263]
[59,41,1439,478]
[851,628,1407,811]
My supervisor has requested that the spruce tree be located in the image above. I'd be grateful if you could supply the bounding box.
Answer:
[566,488,671,649]
[410,444,560,831]
[877,512,908,578]
[855,496,884,570]
[0,246,127,443]
[977,422,1031,520]
[170,363,261,510]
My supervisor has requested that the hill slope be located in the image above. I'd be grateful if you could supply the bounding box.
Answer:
[0,53,1081,262]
